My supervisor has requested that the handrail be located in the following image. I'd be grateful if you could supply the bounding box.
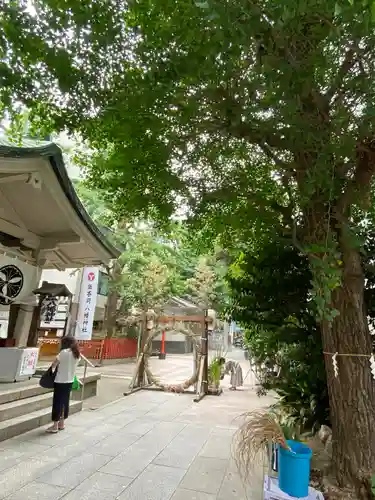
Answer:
[79,354,95,401]
[80,354,95,368]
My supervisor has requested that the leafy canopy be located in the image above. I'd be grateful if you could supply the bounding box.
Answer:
[3,0,375,236]
[74,178,229,314]
[228,239,329,431]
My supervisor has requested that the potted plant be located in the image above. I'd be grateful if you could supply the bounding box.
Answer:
[208,357,222,394]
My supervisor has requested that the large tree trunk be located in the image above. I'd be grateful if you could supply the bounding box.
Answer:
[321,247,375,497]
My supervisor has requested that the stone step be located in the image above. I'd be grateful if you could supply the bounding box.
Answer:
[0,371,101,406]
[0,400,82,442]
[33,371,101,401]
[0,393,53,423]
[0,383,50,406]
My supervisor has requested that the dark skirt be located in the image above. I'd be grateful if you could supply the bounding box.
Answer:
[52,382,73,422]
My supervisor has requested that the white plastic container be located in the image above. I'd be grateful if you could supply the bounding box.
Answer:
[264,476,324,500]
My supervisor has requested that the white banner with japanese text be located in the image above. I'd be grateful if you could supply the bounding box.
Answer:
[75,267,99,340]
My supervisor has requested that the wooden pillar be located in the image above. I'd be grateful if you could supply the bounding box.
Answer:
[7,304,20,341]
[27,296,42,347]
[202,309,209,395]
[137,312,149,387]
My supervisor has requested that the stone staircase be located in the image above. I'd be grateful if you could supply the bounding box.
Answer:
[0,372,100,442]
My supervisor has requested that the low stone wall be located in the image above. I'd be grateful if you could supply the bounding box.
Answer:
[71,373,100,400]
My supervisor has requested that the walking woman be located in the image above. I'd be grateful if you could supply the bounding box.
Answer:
[47,336,80,433]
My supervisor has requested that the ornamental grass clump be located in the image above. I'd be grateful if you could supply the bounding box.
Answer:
[232,409,290,481]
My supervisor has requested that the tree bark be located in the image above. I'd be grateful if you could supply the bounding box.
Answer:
[321,247,375,497]
[104,290,118,339]
[137,311,148,387]
[103,260,121,339]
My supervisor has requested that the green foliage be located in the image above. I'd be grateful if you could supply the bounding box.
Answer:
[4,0,375,221]
[72,180,113,229]
[4,0,375,319]
[117,229,184,313]
[74,179,229,315]
[228,239,330,432]
[187,256,229,311]
[229,233,375,431]
[208,357,222,387]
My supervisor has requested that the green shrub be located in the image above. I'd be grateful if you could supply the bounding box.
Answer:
[228,240,330,432]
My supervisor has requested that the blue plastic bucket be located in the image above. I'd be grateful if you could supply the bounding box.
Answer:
[278,440,312,498]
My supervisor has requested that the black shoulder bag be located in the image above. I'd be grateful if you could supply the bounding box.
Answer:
[39,366,57,389]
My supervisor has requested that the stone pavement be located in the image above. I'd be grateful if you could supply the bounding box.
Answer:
[0,372,275,500]
[87,349,258,408]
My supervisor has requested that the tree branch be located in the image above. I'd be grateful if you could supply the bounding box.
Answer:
[210,87,292,151]
[226,121,291,151]
[258,142,290,169]
[325,48,356,103]
[335,139,375,216]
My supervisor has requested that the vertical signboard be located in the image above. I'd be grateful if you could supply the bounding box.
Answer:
[19,348,39,377]
[75,267,99,340]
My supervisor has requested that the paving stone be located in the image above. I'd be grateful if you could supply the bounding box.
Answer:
[5,481,68,500]
[179,456,228,495]
[99,421,185,478]
[75,471,133,495]
[37,452,111,488]
[103,410,145,427]
[0,448,25,472]
[217,470,264,500]
[99,442,162,478]
[117,464,186,500]
[39,438,93,462]
[68,412,106,427]
[171,489,216,500]
[79,424,120,440]
[200,434,233,460]
[0,354,275,500]
[29,429,80,445]
[137,421,186,449]
[55,489,117,500]
[0,439,52,454]
[95,402,135,418]
[211,426,237,437]
[121,418,157,435]
[0,457,59,499]
[145,401,191,421]
[217,471,249,499]
[92,432,141,456]
[100,422,183,479]
[153,425,208,469]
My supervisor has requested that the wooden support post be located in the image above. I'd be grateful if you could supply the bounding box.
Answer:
[137,314,148,387]
[193,341,198,391]
[202,309,209,395]
[193,355,205,402]
[129,353,144,390]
